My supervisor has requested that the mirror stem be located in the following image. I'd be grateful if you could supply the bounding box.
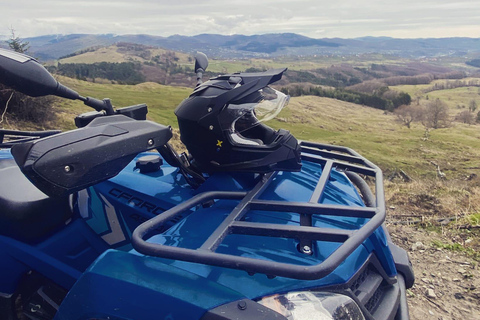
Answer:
[196,69,204,86]
[79,96,115,115]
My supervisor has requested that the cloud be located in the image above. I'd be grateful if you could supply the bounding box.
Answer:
[2,0,479,39]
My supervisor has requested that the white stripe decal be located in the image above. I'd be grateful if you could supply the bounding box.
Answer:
[77,189,90,219]
[99,194,126,245]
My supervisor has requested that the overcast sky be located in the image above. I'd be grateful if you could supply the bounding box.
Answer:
[2,0,480,39]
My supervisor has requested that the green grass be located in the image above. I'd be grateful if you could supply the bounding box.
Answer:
[55,77,191,129]
[206,55,407,73]
[432,240,480,261]
[392,79,480,113]
[270,96,480,178]
[60,48,127,64]
[468,213,480,226]
[426,86,480,109]
[59,45,192,65]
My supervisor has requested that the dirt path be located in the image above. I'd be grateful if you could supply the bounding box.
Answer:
[387,224,480,320]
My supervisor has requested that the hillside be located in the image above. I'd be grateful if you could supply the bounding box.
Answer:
[51,76,191,130]
[59,43,192,64]
[54,43,196,86]
[18,75,477,181]
[50,41,480,106]
[280,96,480,178]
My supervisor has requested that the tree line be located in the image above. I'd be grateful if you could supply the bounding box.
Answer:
[52,62,145,84]
[280,85,411,111]
[423,79,480,93]
[466,59,480,68]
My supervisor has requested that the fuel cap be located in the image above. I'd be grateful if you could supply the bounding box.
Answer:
[135,155,163,174]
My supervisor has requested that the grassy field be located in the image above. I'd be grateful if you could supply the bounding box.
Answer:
[392,79,480,113]
[204,56,387,73]
[59,45,192,65]
[275,96,480,178]
[54,76,191,130]
[60,47,128,64]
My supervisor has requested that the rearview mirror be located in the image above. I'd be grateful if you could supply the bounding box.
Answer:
[0,48,80,100]
[194,52,209,73]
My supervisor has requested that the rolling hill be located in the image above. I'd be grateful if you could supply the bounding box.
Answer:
[3,33,479,61]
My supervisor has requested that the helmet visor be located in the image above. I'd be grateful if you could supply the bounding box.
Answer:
[220,87,289,146]
[226,87,289,132]
[252,87,290,123]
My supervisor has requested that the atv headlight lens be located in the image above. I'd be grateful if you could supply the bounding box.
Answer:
[257,291,365,320]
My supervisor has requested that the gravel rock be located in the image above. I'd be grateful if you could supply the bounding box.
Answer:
[426,288,437,299]
[387,224,480,320]
[454,292,465,300]
[412,241,426,251]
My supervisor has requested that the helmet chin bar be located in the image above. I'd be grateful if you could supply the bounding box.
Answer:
[229,133,263,146]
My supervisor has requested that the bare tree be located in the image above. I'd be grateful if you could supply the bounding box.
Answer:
[455,110,474,124]
[469,99,478,112]
[395,104,425,128]
[423,99,449,129]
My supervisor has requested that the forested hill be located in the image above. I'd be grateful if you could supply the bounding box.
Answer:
[2,33,479,60]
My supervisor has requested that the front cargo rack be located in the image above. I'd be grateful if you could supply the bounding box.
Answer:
[132,141,386,280]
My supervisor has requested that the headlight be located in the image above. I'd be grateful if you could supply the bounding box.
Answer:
[257,291,365,320]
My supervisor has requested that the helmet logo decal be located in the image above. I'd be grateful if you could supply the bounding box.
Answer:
[216,140,223,151]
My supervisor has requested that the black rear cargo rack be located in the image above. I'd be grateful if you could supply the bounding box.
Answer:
[0,129,60,148]
[132,141,385,280]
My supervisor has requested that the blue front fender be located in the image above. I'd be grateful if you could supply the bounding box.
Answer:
[54,249,246,320]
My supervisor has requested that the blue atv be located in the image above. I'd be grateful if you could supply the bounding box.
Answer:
[0,48,414,320]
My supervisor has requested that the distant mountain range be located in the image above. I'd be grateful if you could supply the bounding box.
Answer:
[1,33,480,60]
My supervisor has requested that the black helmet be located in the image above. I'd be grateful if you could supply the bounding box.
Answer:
[174,68,301,173]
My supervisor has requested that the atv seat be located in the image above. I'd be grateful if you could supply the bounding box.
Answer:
[0,159,72,243]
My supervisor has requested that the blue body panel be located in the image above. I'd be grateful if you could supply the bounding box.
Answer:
[55,250,246,320]
[75,153,197,250]
[0,149,397,318]
[0,218,109,294]
[0,148,12,161]
[0,149,109,294]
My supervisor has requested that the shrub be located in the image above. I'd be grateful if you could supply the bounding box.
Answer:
[0,85,57,126]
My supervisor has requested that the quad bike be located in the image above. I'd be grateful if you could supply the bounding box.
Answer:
[0,48,414,319]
